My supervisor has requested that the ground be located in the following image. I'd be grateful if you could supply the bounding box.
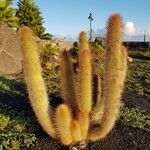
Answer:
[0,50,150,150]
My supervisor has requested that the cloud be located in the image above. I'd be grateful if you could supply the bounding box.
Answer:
[124,21,150,41]
[91,29,106,37]
[145,28,150,35]
[54,33,77,41]
[55,33,66,39]
[91,21,148,41]
[124,22,137,36]
[54,21,150,41]
[66,33,78,41]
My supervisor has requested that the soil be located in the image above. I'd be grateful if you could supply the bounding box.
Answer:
[28,123,150,150]
[87,124,150,150]
[122,90,150,115]
[0,90,150,150]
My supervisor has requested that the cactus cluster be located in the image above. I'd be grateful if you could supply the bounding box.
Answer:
[18,13,127,146]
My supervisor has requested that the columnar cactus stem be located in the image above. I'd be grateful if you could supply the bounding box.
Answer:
[60,50,79,117]
[78,111,89,139]
[19,13,127,147]
[71,120,83,142]
[55,104,73,145]
[18,27,56,138]
[78,32,92,113]
[119,46,128,86]
[88,13,127,140]
[92,74,102,107]
[90,74,104,124]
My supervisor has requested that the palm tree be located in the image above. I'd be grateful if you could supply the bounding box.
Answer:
[0,0,19,28]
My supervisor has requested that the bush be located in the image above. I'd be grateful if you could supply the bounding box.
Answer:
[43,67,60,95]
[40,44,60,70]
[0,104,37,149]
[125,58,150,98]
[89,42,105,61]
[128,50,150,60]
[69,42,79,59]
[0,76,26,96]
[69,42,105,62]
[39,43,61,95]
[120,107,150,132]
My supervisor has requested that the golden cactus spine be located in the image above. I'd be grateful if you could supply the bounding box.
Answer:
[78,32,92,113]
[92,74,102,107]
[18,27,56,138]
[59,47,90,142]
[55,104,73,145]
[19,13,127,146]
[71,119,82,142]
[88,13,127,140]
[60,50,79,117]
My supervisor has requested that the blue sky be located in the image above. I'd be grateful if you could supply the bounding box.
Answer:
[13,0,150,40]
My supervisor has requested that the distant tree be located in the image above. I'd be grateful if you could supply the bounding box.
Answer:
[0,0,19,28]
[16,0,45,38]
[41,33,53,40]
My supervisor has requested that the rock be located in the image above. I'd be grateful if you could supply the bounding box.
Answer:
[127,56,133,62]
[0,22,23,75]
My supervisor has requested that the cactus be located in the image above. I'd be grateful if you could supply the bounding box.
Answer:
[60,50,79,117]
[78,32,92,113]
[18,27,56,138]
[88,13,127,140]
[18,13,127,147]
[55,104,73,145]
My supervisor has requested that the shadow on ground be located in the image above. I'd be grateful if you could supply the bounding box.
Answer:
[0,77,149,150]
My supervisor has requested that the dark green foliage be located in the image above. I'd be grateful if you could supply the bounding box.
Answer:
[0,0,19,28]
[69,42,79,73]
[69,42,105,62]
[120,107,150,132]
[0,76,26,96]
[69,42,79,59]
[0,104,37,149]
[125,58,150,98]
[128,50,150,60]
[40,44,60,69]
[41,33,53,40]
[89,42,105,77]
[43,67,60,95]
[16,0,45,38]
[69,42,105,75]
[120,52,150,131]
[40,44,60,94]
[89,42,104,61]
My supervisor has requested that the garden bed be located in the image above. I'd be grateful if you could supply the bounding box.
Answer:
[0,52,150,150]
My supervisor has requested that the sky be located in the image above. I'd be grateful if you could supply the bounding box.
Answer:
[12,0,150,41]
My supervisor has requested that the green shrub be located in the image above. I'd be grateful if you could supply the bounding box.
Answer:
[39,44,60,95]
[0,76,26,96]
[69,42,105,62]
[40,44,60,69]
[0,115,10,130]
[69,42,79,59]
[0,104,37,149]
[120,107,150,132]
[125,59,150,98]
[89,42,105,61]
[0,132,36,150]
[129,50,150,60]
[43,67,60,95]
